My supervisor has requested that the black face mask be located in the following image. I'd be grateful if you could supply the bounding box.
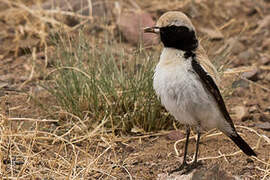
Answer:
[159,25,198,52]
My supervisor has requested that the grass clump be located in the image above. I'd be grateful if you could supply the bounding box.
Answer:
[45,31,174,133]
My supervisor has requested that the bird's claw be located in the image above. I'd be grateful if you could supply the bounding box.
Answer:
[169,161,202,175]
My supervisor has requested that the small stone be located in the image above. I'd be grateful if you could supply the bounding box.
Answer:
[265,106,270,112]
[232,106,249,121]
[241,68,259,81]
[157,171,195,180]
[265,73,270,82]
[231,87,246,97]
[245,100,258,106]
[235,48,255,66]
[259,113,270,122]
[246,158,254,163]
[167,130,185,141]
[227,38,245,54]
[260,54,270,65]
[249,106,258,113]
[256,122,270,131]
[255,15,270,33]
[232,79,249,88]
[262,39,270,51]
[238,49,255,61]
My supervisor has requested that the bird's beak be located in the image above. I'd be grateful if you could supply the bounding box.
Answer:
[144,27,160,34]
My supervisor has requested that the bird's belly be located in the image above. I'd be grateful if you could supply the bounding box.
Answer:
[154,67,221,130]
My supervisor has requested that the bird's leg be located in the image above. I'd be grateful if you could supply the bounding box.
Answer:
[190,130,202,169]
[194,130,200,163]
[169,125,190,174]
[180,131,202,174]
[170,128,203,175]
[182,125,190,166]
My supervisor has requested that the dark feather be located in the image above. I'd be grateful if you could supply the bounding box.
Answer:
[159,25,198,51]
[191,58,234,128]
[191,57,256,156]
[229,133,257,156]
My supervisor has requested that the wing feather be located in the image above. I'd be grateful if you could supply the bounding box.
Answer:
[191,58,235,129]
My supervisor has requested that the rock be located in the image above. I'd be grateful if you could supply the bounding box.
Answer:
[232,79,249,89]
[262,39,270,51]
[157,171,194,180]
[254,15,270,34]
[249,106,258,113]
[117,11,158,46]
[259,113,270,122]
[236,48,255,66]
[167,130,185,141]
[238,49,255,61]
[260,54,270,65]
[157,165,236,180]
[241,68,259,81]
[232,106,249,121]
[0,82,8,89]
[256,122,270,131]
[231,87,246,97]
[199,27,224,40]
[227,38,245,54]
[265,73,270,82]
[247,8,257,16]
[265,106,270,112]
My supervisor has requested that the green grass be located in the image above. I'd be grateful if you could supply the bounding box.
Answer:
[44,31,174,133]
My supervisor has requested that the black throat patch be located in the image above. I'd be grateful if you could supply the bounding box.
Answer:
[159,25,198,52]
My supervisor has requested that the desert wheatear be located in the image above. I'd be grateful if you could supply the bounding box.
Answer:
[144,11,256,173]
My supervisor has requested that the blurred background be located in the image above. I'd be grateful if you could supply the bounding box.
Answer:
[0,0,269,179]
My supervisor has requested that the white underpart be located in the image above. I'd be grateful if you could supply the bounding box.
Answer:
[153,48,233,134]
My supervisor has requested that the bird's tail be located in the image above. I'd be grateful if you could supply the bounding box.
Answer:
[229,133,257,156]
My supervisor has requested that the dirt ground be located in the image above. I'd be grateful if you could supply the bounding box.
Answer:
[0,0,270,179]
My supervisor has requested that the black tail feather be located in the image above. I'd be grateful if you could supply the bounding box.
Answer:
[229,133,257,156]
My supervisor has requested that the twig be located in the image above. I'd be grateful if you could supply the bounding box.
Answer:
[112,165,133,180]
[218,150,229,164]
[71,116,108,143]
[174,131,222,156]
[19,47,36,89]
[8,117,58,122]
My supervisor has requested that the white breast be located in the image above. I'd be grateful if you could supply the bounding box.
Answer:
[153,48,228,131]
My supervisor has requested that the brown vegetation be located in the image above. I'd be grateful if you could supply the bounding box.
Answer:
[0,0,269,179]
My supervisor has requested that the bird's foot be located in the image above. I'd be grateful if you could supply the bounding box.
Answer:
[169,162,188,174]
[169,161,202,175]
[182,160,202,174]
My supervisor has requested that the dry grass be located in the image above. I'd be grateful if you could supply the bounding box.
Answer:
[0,0,270,179]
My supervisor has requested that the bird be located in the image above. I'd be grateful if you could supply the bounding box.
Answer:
[144,11,256,173]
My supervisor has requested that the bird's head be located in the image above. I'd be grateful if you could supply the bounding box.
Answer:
[144,11,198,51]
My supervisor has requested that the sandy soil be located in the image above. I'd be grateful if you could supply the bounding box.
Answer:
[0,0,269,179]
